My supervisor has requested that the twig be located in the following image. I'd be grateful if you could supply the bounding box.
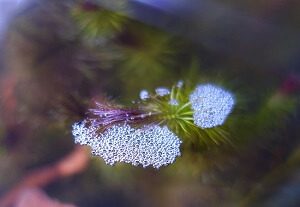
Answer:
[0,146,90,207]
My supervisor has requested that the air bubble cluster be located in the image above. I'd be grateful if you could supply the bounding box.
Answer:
[155,87,170,96]
[72,121,98,145]
[189,84,235,128]
[72,122,182,168]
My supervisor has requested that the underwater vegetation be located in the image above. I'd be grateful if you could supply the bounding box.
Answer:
[0,1,300,207]
[72,82,235,168]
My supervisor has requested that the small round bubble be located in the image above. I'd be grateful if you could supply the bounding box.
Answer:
[169,98,179,106]
[139,89,150,100]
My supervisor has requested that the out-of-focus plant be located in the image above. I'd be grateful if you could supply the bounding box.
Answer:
[137,81,235,147]
[232,75,299,144]
[72,2,128,39]
[117,24,183,95]
[71,1,186,96]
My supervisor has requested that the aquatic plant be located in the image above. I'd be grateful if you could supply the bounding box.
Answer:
[72,2,128,38]
[72,81,236,168]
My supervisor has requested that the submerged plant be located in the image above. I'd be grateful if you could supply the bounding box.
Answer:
[72,81,236,168]
[72,2,128,38]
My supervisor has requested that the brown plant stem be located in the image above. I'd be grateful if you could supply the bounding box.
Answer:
[0,146,90,207]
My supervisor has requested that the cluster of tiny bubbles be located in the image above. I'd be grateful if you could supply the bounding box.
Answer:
[189,84,235,128]
[155,87,170,96]
[139,89,150,100]
[91,124,182,168]
[72,120,99,145]
[72,122,182,168]
[169,98,179,106]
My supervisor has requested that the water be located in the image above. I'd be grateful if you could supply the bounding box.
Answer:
[0,1,299,207]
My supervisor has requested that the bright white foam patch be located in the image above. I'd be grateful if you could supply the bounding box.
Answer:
[72,122,182,169]
[189,84,235,128]
[72,120,98,146]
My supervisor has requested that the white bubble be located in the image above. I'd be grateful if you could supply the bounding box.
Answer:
[169,98,179,106]
[139,89,150,100]
[177,80,184,88]
[155,87,170,96]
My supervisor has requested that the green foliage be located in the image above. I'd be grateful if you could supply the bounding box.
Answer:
[233,91,298,144]
[72,6,128,38]
[72,5,183,97]
[120,26,178,72]
[70,1,297,154]
[117,24,182,97]
[261,92,297,125]
[140,82,233,149]
[2,1,300,207]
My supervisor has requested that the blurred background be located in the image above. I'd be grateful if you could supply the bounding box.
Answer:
[0,0,300,206]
